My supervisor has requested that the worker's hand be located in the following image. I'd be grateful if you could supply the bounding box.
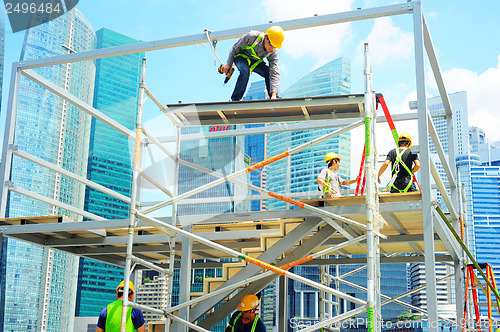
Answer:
[270,92,277,99]
[223,64,230,74]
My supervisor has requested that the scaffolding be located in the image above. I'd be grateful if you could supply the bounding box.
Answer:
[0,1,475,331]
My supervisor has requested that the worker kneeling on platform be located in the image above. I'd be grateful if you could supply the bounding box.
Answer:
[226,294,266,332]
[317,152,358,198]
[377,133,421,193]
[96,280,145,332]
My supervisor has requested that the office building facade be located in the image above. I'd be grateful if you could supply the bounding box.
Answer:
[470,166,500,318]
[408,92,470,312]
[243,80,268,212]
[470,126,500,166]
[168,126,251,331]
[266,58,352,211]
[0,6,4,110]
[75,28,143,317]
[262,58,409,326]
[0,9,95,331]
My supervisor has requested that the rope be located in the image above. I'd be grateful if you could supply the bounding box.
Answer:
[204,29,224,72]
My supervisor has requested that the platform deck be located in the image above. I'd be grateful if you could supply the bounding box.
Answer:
[0,192,451,267]
[166,94,365,126]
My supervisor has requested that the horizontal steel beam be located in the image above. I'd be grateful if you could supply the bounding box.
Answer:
[17,2,413,69]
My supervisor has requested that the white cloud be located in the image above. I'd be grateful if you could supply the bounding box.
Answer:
[263,0,354,64]
[357,17,413,66]
[429,55,500,141]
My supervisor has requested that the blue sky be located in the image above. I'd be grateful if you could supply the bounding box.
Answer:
[1,0,500,168]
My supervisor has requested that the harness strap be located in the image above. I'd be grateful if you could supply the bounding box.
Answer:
[231,312,260,332]
[234,33,270,72]
[387,147,414,193]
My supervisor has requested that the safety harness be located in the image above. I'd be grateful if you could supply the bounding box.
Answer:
[231,312,260,332]
[386,147,413,193]
[234,33,271,72]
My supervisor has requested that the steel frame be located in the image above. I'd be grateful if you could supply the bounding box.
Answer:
[0,2,465,332]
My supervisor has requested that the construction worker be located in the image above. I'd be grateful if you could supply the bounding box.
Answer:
[225,294,266,332]
[377,133,421,193]
[317,152,359,198]
[96,280,145,332]
[222,26,284,101]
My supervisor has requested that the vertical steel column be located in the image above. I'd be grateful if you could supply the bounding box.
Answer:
[278,276,288,331]
[286,150,291,209]
[0,63,22,217]
[120,58,147,332]
[174,225,193,332]
[363,43,378,332]
[413,2,439,331]
[319,265,325,323]
[165,114,181,331]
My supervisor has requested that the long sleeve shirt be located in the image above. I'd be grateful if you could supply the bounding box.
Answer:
[227,30,280,94]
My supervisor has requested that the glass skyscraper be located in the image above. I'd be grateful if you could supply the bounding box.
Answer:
[75,28,144,317]
[262,58,409,326]
[409,92,470,312]
[470,166,500,318]
[0,9,95,331]
[266,58,352,210]
[177,126,250,216]
[0,6,5,110]
[169,126,251,331]
[243,80,268,212]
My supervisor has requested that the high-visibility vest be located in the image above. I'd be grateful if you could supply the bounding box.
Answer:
[105,299,135,332]
[388,147,413,193]
[231,312,261,332]
[234,33,271,72]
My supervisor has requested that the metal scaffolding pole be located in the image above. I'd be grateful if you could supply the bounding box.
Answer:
[137,212,366,305]
[142,120,364,215]
[0,63,21,217]
[363,42,379,332]
[0,3,469,331]
[119,58,146,331]
[413,2,439,330]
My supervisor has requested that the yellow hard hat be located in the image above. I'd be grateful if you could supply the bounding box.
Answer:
[398,133,412,148]
[237,294,259,311]
[117,280,134,294]
[325,152,341,164]
[266,26,284,49]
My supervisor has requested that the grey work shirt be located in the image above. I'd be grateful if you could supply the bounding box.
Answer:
[318,168,344,197]
[227,30,280,94]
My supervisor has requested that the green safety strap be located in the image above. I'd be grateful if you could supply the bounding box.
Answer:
[234,33,270,72]
[231,312,260,332]
[231,312,242,332]
[323,178,331,196]
[390,147,413,193]
[251,316,259,332]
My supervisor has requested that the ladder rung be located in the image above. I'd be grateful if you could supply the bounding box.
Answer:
[475,302,490,306]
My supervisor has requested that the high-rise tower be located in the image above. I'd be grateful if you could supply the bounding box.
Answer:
[0,9,95,331]
[75,28,144,317]
[0,6,5,110]
[266,58,352,210]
